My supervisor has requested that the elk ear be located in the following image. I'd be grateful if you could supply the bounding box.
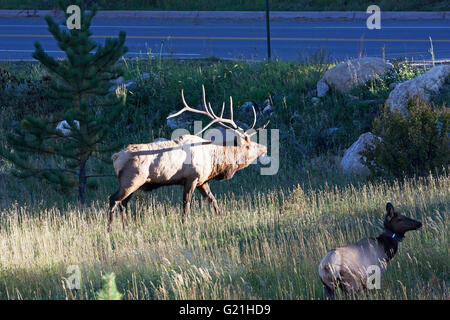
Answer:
[386,202,395,221]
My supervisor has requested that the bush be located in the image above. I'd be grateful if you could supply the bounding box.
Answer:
[383,58,424,86]
[362,101,449,178]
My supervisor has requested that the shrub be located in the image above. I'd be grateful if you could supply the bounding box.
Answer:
[383,58,424,86]
[362,101,449,178]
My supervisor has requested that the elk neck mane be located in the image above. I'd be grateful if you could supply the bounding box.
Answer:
[208,142,247,180]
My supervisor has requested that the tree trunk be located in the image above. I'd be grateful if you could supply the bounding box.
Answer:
[79,160,87,205]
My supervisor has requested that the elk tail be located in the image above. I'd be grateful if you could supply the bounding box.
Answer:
[111,152,120,162]
[111,151,129,177]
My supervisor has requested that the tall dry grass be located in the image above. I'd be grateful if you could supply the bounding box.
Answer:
[0,172,447,299]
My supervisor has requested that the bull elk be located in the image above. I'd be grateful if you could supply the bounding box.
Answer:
[108,86,268,231]
[318,202,422,299]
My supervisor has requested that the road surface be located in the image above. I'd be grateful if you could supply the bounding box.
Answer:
[0,16,449,61]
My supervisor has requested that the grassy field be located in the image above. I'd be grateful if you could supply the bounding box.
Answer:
[0,54,448,299]
[0,171,448,299]
[0,0,448,11]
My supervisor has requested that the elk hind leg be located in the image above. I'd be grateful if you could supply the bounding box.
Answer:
[197,183,220,215]
[108,190,123,231]
[182,178,199,223]
[119,194,133,229]
[322,282,336,300]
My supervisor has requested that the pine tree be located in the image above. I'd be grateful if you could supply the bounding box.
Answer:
[0,0,128,204]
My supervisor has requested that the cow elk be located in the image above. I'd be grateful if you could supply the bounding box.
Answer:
[318,202,422,299]
[108,86,268,231]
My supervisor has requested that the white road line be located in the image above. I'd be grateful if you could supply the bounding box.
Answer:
[0,24,449,29]
[0,49,200,56]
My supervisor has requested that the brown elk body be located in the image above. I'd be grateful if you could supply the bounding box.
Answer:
[108,87,268,231]
[318,203,422,299]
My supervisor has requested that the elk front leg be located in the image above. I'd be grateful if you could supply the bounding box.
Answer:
[182,178,198,222]
[119,194,133,229]
[108,168,146,232]
[323,283,336,300]
[197,182,220,215]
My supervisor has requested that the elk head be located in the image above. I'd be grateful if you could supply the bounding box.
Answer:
[384,203,422,239]
[167,85,268,169]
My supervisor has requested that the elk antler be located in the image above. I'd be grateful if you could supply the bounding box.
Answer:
[167,85,268,138]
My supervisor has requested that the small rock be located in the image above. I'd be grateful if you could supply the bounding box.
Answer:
[311,97,320,102]
[112,76,124,85]
[262,105,273,115]
[56,120,80,136]
[317,78,330,97]
[153,137,168,142]
[124,80,136,90]
[341,132,378,176]
[241,101,257,114]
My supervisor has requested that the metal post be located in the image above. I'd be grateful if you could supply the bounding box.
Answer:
[266,0,271,60]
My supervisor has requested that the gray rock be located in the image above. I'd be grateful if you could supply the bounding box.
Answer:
[241,101,256,114]
[56,120,80,136]
[341,132,378,176]
[317,57,393,95]
[316,78,330,97]
[153,137,168,142]
[112,76,124,85]
[109,73,156,92]
[311,97,320,102]
[262,105,273,115]
[386,65,450,116]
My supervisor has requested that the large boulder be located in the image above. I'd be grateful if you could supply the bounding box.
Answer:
[386,65,450,116]
[317,57,393,97]
[341,132,377,176]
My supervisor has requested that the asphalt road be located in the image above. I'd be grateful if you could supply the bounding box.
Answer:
[0,16,449,61]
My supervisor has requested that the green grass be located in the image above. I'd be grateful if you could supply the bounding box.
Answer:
[0,171,447,299]
[0,55,448,299]
[0,0,448,11]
